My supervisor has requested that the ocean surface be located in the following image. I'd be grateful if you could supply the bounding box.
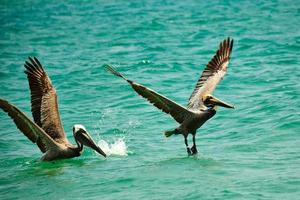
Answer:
[0,0,299,199]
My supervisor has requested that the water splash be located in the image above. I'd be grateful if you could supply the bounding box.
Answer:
[97,138,128,156]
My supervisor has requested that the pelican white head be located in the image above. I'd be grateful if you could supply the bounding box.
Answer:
[73,124,87,134]
[203,94,234,109]
[72,124,106,157]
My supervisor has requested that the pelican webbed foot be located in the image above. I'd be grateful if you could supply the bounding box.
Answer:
[187,147,192,155]
[191,146,198,155]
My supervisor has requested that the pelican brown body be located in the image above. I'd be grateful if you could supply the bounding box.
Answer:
[0,57,106,161]
[105,38,234,155]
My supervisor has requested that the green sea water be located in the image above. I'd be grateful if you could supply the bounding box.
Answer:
[0,0,299,199]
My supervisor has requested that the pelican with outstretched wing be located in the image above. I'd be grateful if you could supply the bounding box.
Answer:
[0,57,106,161]
[105,38,234,155]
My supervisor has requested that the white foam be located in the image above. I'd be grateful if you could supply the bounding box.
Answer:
[97,138,128,156]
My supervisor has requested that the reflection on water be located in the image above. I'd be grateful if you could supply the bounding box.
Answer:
[22,158,86,177]
[154,154,221,168]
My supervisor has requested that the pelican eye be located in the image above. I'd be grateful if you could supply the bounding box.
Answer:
[204,97,210,104]
[78,128,86,134]
[204,96,213,107]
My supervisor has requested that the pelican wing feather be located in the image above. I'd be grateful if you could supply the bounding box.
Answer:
[105,65,193,124]
[188,38,233,109]
[24,57,67,142]
[0,98,59,153]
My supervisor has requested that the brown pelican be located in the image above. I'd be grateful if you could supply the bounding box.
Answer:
[105,38,234,155]
[0,57,106,161]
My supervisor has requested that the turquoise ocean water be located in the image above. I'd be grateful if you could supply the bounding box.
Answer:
[0,1,299,199]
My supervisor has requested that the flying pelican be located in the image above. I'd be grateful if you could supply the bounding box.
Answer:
[105,38,234,155]
[0,57,106,161]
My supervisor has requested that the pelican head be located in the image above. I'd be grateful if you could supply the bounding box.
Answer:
[73,124,106,157]
[203,95,234,109]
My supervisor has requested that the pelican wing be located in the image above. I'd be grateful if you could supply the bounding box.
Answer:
[24,57,66,142]
[105,65,193,124]
[188,38,233,109]
[0,98,59,153]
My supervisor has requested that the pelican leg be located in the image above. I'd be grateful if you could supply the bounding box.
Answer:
[184,135,191,155]
[191,133,198,155]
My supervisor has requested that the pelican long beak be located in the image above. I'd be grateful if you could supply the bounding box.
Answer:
[75,130,107,157]
[207,96,234,109]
